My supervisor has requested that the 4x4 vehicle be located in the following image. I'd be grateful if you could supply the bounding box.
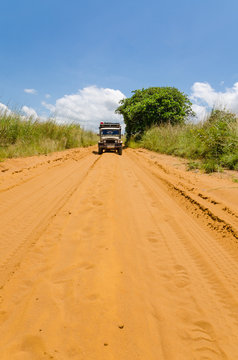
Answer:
[98,122,123,155]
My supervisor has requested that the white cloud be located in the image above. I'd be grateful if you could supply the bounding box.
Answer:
[24,88,37,95]
[42,85,125,130]
[191,82,218,107]
[0,103,39,120]
[45,94,51,99]
[41,101,55,112]
[0,103,12,116]
[22,105,38,119]
[191,104,208,123]
[191,81,238,121]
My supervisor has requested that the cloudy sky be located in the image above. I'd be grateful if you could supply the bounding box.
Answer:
[1,0,238,129]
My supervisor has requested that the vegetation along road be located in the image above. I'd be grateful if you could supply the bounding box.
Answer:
[0,146,238,359]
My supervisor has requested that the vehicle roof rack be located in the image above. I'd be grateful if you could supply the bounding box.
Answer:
[99,122,121,128]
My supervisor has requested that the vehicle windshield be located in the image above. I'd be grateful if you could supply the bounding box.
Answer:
[101,129,120,135]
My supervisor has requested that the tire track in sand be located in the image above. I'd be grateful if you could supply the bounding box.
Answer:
[0,150,99,288]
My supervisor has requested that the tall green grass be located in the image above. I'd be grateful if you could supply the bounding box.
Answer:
[130,110,238,172]
[0,112,97,160]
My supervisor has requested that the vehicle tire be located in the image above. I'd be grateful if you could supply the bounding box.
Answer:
[98,148,103,155]
[118,147,122,155]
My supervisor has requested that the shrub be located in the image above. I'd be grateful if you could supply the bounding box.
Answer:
[135,109,238,173]
[116,87,194,139]
[0,112,97,160]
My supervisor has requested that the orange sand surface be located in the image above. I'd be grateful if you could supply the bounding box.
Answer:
[0,146,238,359]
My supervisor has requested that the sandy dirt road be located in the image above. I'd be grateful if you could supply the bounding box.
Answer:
[0,147,238,359]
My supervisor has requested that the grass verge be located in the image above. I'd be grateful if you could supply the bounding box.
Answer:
[0,112,97,161]
[129,109,238,173]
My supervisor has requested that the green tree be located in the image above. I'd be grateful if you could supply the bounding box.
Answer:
[116,87,194,139]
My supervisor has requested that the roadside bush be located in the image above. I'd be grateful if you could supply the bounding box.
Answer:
[136,109,238,172]
[116,87,194,139]
[0,112,97,160]
[195,110,237,162]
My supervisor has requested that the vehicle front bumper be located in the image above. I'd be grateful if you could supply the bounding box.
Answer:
[98,142,122,149]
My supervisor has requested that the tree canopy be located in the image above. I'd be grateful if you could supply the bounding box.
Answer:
[116,87,194,138]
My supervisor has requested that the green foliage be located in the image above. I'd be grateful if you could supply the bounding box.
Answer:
[116,87,194,139]
[0,112,97,160]
[187,161,200,171]
[195,109,237,162]
[126,138,141,149]
[134,109,238,173]
[201,160,221,174]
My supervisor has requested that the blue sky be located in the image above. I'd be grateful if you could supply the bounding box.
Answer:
[1,0,238,128]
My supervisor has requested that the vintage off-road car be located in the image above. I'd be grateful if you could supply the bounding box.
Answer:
[98,122,123,155]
